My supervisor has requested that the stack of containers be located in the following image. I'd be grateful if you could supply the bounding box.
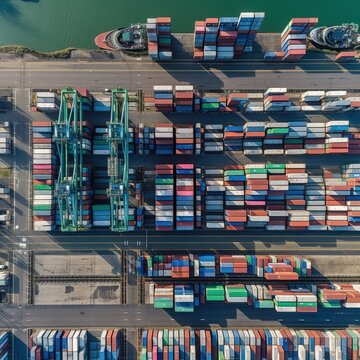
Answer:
[35,91,60,111]
[217,17,238,60]
[301,91,324,111]
[195,167,204,228]
[264,263,299,280]
[175,125,194,154]
[244,13,265,52]
[247,284,274,308]
[99,330,121,359]
[81,121,93,154]
[92,167,110,227]
[174,285,194,312]
[146,18,172,60]
[203,125,223,153]
[203,18,218,61]
[294,292,318,312]
[263,51,285,61]
[201,94,220,112]
[235,13,253,58]
[146,18,159,60]
[206,284,225,301]
[30,330,88,359]
[321,91,349,111]
[174,85,194,112]
[0,122,11,154]
[195,124,202,155]
[286,121,306,154]
[155,164,174,230]
[136,124,155,155]
[243,122,265,154]
[219,255,247,274]
[274,293,297,312]
[324,166,349,230]
[244,165,268,227]
[194,93,201,112]
[199,255,216,277]
[325,121,350,154]
[155,124,174,154]
[76,87,93,112]
[153,86,173,112]
[306,123,326,154]
[224,125,244,152]
[153,255,172,277]
[225,284,248,303]
[171,255,190,278]
[281,18,318,60]
[224,165,246,230]
[264,88,291,111]
[32,121,56,231]
[307,174,327,230]
[154,284,173,309]
[92,127,109,155]
[344,96,360,112]
[205,168,225,229]
[93,92,111,111]
[344,164,360,231]
[286,164,309,229]
[226,93,249,111]
[0,332,9,360]
[193,21,205,60]
[264,122,289,155]
[156,17,172,60]
[175,164,194,230]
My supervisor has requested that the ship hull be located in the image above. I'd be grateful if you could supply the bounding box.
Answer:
[309,26,357,50]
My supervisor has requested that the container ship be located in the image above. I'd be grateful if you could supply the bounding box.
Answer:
[309,23,359,50]
[94,23,147,51]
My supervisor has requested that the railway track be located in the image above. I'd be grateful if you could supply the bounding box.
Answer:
[33,275,123,283]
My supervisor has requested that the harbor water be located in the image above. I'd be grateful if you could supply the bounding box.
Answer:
[0,0,359,52]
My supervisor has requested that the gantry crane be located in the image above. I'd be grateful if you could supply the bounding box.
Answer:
[105,89,129,232]
[53,88,87,231]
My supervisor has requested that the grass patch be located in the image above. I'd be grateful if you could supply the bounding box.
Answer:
[0,45,75,59]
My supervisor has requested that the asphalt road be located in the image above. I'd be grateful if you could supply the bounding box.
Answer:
[0,60,359,90]
[1,304,360,330]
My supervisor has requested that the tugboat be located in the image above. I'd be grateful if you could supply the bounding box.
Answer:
[309,23,359,50]
[95,24,147,52]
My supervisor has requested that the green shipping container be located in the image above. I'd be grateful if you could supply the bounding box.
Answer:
[319,300,341,308]
[224,170,245,176]
[267,128,289,135]
[245,168,267,174]
[274,300,296,307]
[266,163,285,169]
[33,205,52,211]
[202,103,219,110]
[284,138,303,144]
[297,302,317,307]
[206,285,225,301]
[154,298,173,309]
[155,179,173,185]
[226,287,247,297]
[34,184,52,190]
[175,305,194,312]
[92,204,110,210]
[256,300,274,308]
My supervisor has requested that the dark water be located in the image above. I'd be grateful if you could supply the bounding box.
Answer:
[0,0,359,51]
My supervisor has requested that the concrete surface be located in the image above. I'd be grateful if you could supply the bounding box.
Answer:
[309,255,360,277]
[34,252,122,276]
[34,282,121,305]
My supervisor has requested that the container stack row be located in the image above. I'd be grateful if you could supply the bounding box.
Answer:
[30,330,88,360]
[29,329,124,360]
[81,121,93,154]
[32,121,56,231]
[193,13,265,61]
[146,17,172,60]
[76,87,94,112]
[137,254,311,279]
[92,167,110,228]
[175,164,195,230]
[141,329,360,360]
[147,282,360,313]
[144,86,360,113]
[130,120,359,156]
[0,332,9,360]
[155,164,174,231]
[0,122,11,155]
[92,92,111,112]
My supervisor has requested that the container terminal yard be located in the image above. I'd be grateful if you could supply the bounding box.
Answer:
[0,11,360,360]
